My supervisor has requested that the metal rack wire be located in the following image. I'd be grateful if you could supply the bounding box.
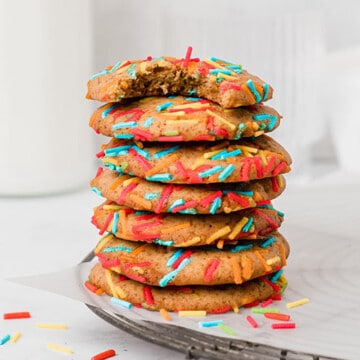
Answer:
[82,251,340,360]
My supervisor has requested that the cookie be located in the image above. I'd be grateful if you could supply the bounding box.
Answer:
[86,53,273,108]
[88,262,282,312]
[91,201,284,247]
[91,168,286,215]
[99,134,292,184]
[93,232,289,287]
[89,96,281,141]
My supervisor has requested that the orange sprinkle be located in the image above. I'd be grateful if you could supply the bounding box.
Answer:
[161,222,191,234]
[241,84,256,104]
[119,209,127,235]
[277,242,287,267]
[160,308,171,321]
[128,193,152,210]
[145,154,179,177]
[216,239,224,249]
[229,258,242,284]
[131,243,149,256]
[254,251,272,272]
[241,256,253,280]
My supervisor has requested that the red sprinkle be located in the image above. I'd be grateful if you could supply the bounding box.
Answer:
[99,213,114,235]
[271,322,296,330]
[272,161,288,176]
[117,182,138,205]
[143,286,155,305]
[3,312,31,320]
[84,281,99,294]
[271,175,280,192]
[155,185,174,213]
[158,136,185,142]
[91,349,116,360]
[246,315,258,328]
[199,191,223,208]
[260,298,273,308]
[171,200,199,213]
[172,250,193,269]
[204,258,221,282]
[243,300,259,308]
[208,305,232,314]
[226,192,250,208]
[183,46,193,67]
[95,167,104,178]
[130,128,154,141]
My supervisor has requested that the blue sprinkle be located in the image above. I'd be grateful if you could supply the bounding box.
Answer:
[91,186,102,197]
[111,297,132,309]
[103,246,132,253]
[111,211,119,234]
[146,174,173,182]
[103,163,116,171]
[0,334,11,345]
[210,69,232,75]
[112,121,138,130]
[260,236,276,248]
[179,208,197,215]
[102,104,119,119]
[199,320,224,328]
[229,244,253,253]
[242,217,254,232]
[209,56,235,65]
[159,258,191,287]
[144,192,160,200]
[222,190,254,196]
[109,60,123,73]
[90,69,108,80]
[168,199,185,212]
[271,269,283,282]
[226,65,243,74]
[143,117,155,128]
[166,249,184,267]
[188,89,197,95]
[156,101,173,112]
[127,63,137,79]
[209,197,222,215]
[114,133,134,139]
[154,239,174,246]
[257,204,285,217]
[246,79,261,103]
[253,114,271,121]
[132,145,151,160]
[135,210,150,215]
[211,149,242,161]
[218,164,235,181]
[185,97,201,102]
[153,145,180,159]
[262,83,269,101]
[198,165,223,178]
[268,115,277,131]
[104,145,131,156]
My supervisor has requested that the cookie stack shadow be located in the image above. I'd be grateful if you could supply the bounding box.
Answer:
[85,54,292,314]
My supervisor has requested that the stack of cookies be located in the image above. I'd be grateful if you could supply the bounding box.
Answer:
[85,49,291,313]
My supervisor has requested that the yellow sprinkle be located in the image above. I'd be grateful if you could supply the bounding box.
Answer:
[47,343,73,355]
[191,157,207,170]
[206,226,231,244]
[232,306,240,313]
[139,61,150,75]
[286,298,309,309]
[160,308,171,321]
[236,145,259,154]
[277,175,284,189]
[206,109,236,130]
[204,58,227,70]
[145,154,179,177]
[266,256,281,265]
[216,73,239,81]
[105,269,126,298]
[254,130,265,137]
[94,233,114,254]
[166,119,199,125]
[161,222,191,234]
[171,102,210,110]
[10,331,21,343]
[128,194,153,210]
[203,149,225,159]
[102,157,118,166]
[162,111,186,117]
[252,122,260,130]
[178,310,207,317]
[103,204,125,211]
[176,236,201,247]
[228,217,248,240]
[209,141,230,151]
[122,177,141,186]
[36,324,68,330]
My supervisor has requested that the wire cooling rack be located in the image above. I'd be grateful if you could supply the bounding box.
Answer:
[82,251,339,360]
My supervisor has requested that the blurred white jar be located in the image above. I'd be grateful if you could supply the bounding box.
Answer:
[0,0,94,195]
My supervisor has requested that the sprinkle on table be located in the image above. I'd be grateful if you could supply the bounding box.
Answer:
[178,310,207,317]
[271,322,296,330]
[110,297,132,309]
[3,311,31,320]
[217,323,236,336]
[264,312,290,322]
[246,315,258,328]
[91,349,117,360]
[36,323,68,330]
[0,334,11,345]
[251,307,280,314]
[47,342,74,354]
[160,308,171,321]
[10,331,21,343]
[286,298,309,309]
[199,320,224,328]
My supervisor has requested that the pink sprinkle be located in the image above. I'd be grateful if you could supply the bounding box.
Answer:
[213,127,229,138]
[263,156,276,175]
[128,149,152,170]
[246,315,258,328]
[131,233,160,240]
[174,161,187,180]
[271,322,296,330]
[132,220,162,233]
[117,182,138,205]
[171,200,199,213]
[193,134,215,141]
[272,161,288,176]
[261,298,273,308]
[130,128,154,141]
[204,259,221,282]
[158,136,185,142]
[123,261,152,269]
[253,157,263,178]
[126,273,147,283]
[199,191,223,208]
[271,176,280,192]
[155,185,174,213]
[95,167,104,178]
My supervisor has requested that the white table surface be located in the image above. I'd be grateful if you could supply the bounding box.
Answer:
[0,169,359,360]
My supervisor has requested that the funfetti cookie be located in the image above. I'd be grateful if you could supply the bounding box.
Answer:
[86,50,273,108]
[93,232,289,287]
[91,201,284,247]
[91,168,286,215]
[88,263,283,313]
[89,96,281,141]
[99,134,292,184]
